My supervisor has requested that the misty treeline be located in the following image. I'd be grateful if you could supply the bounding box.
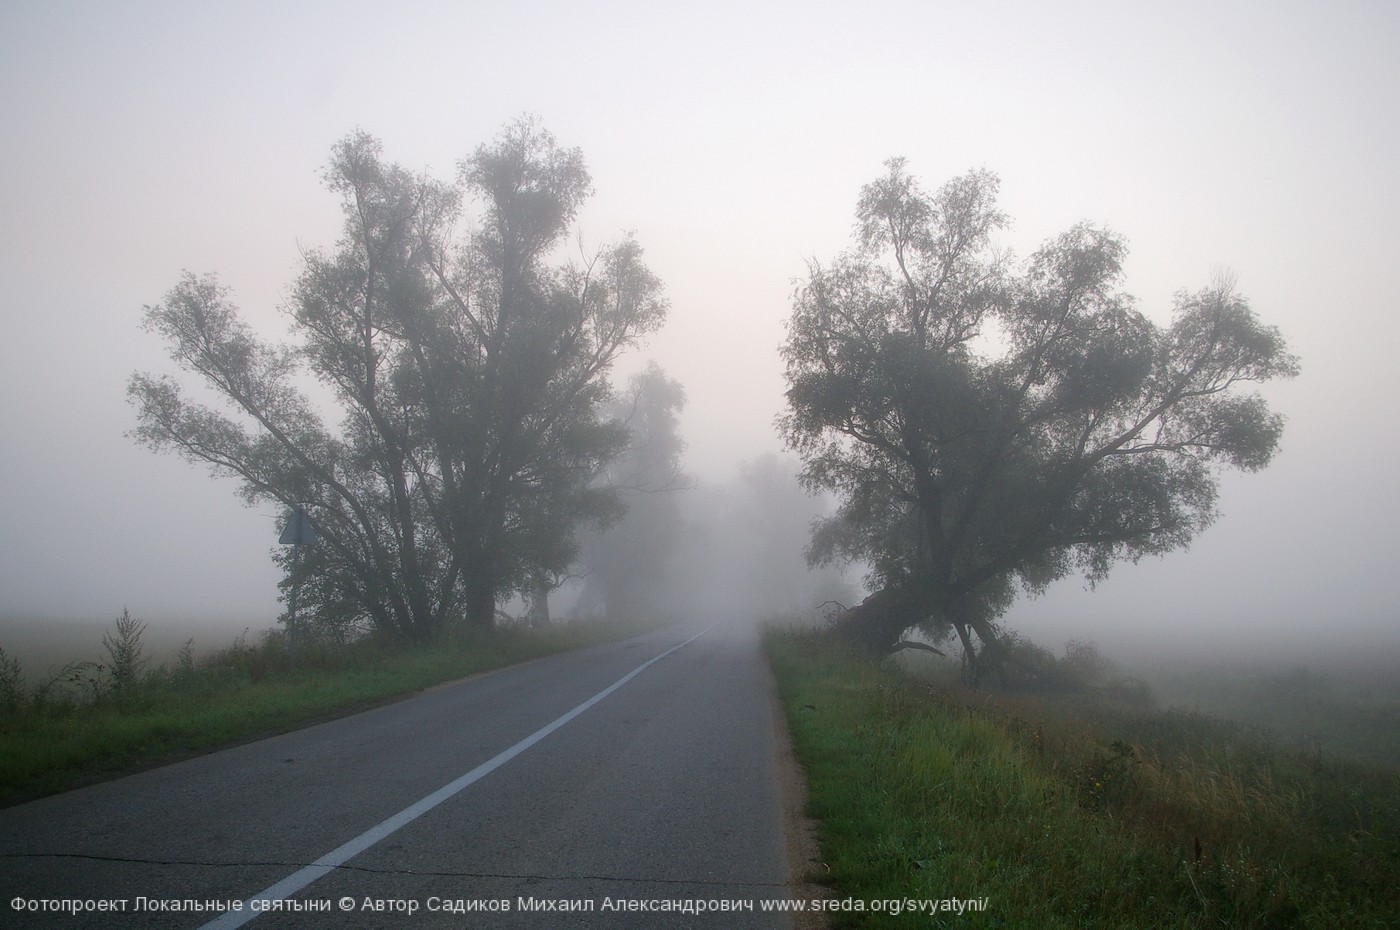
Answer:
[130,123,1296,658]
[568,452,855,627]
[781,160,1298,680]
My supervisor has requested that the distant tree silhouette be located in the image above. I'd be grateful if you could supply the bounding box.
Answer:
[571,363,692,622]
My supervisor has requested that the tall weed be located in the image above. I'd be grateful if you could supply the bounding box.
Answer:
[101,608,147,693]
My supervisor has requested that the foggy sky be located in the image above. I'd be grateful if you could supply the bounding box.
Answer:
[1,0,1397,658]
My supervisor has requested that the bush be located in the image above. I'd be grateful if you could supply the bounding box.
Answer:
[986,631,1080,691]
[981,634,1152,707]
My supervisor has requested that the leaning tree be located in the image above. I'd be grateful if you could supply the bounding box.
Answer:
[129,120,667,641]
[781,159,1298,679]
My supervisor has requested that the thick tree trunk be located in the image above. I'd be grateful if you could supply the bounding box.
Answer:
[830,587,1002,686]
[829,588,919,657]
[526,575,551,627]
[464,578,497,629]
[458,540,500,629]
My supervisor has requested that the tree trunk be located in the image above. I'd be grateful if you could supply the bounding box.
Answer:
[526,575,551,627]
[829,588,918,657]
[951,619,979,682]
[464,578,497,629]
[830,586,1004,686]
[948,607,1003,687]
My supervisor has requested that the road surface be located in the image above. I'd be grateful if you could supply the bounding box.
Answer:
[0,621,796,928]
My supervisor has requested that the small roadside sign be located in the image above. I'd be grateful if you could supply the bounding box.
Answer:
[279,506,318,545]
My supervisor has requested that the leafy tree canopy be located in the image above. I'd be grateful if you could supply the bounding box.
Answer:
[781,159,1298,675]
[129,119,667,641]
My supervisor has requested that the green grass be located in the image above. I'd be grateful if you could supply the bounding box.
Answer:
[765,629,1400,929]
[0,619,655,807]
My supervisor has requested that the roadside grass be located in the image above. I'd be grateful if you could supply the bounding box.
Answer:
[765,629,1400,929]
[0,618,656,807]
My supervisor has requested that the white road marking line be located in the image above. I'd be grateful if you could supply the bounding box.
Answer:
[199,626,712,929]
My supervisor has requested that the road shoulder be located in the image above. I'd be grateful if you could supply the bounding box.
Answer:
[764,647,831,930]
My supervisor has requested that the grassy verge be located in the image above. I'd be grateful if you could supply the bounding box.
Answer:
[765,628,1400,929]
[0,619,655,807]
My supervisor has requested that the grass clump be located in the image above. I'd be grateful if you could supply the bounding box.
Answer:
[766,628,1400,929]
[0,612,656,807]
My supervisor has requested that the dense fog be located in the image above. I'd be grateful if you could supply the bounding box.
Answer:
[2,2,1397,684]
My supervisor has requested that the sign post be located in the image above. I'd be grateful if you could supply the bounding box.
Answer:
[278,506,318,658]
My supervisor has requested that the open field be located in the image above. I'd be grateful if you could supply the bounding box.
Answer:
[766,628,1400,929]
[0,614,262,687]
[1131,649,1400,771]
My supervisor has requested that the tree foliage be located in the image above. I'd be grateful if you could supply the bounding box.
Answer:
[571,362,692,622]
[781,159,1298,674]
[129,120,667,640]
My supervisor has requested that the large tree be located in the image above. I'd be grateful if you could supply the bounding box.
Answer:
[781,160,1297,677]
[129,120,667,640]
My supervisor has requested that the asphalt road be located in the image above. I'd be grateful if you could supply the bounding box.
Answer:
[0,621,795,928]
